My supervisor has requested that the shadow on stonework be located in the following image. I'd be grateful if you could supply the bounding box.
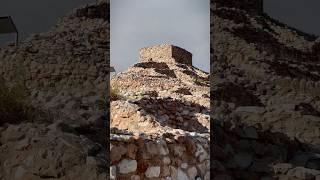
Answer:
[133,61,170,69]
[75,2,110,20]
[176,64,210,86]
[212,81,264,107]
[133,97,209,133]
[134,61,177,79]
[181,68,209,85]
[212,117,320,179]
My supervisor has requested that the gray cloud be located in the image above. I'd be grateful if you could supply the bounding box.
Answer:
[1,0,318,73]
[265,0,320,36]
[111,0,210,73]
[0,0,95,44]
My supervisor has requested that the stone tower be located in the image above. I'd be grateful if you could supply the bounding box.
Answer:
[215,0,263,15]
[139,44,192,66]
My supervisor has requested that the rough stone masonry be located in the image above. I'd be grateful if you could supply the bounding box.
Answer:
[211,0,320,179]
[215,0,264,15]
[139,44,193,66]
[111,44,210,179]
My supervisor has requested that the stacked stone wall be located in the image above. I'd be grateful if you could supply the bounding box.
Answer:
[172,46,192,65]
[215,0,263,15]
[139,44,192,65]
[110,133,210,180]
[75,2,109,20]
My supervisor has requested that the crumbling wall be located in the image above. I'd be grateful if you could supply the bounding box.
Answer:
[215,0,263,15]
[172,45,193,65]
[139,44,192,65]
[110,132,210,180]
[75,2,109,20]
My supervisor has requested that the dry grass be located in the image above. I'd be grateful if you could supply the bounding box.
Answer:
[0,78,53,125]
[0,57,58,126]
[110,86,121,101]
[0,78,30,125]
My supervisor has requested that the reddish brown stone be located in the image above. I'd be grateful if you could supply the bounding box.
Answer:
[127,144,138,159]
[110,144,127,164]
[137,159,148,174]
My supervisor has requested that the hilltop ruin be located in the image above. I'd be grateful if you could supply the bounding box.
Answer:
[215,0,263,15]
[111,44,209,179]
[139,44,193,66]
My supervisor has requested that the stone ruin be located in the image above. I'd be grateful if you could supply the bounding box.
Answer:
[139,44,193,66]
[215,0,263,15]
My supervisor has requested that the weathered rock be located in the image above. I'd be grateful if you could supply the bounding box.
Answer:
[110,166,117,180]
[131,175,140,180]
[177,168,189,180]
[211,0,320,179]
[145,166,161,178]
[163,156,171,165]
[118,159,137,174]
[273,163,293,174]
[234,152,253,169]
[187,166,198,179]
[243,126,258,139]
[287,167,320,179]
[111,145,127,163]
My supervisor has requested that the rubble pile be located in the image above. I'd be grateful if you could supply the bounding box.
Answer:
[0,3,109,93]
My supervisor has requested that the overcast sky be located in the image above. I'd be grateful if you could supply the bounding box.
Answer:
[264,0,320,36]
[0,0,319,67]
[0,0,95,45]
[111,0,210,73]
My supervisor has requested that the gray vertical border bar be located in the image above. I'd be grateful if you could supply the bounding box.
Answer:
[9,16,19,46]
[210,0,214,179]
[105,0,111,178]
[8,16,19,45]
[0,16,19,46]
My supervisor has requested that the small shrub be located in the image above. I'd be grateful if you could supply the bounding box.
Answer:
[0,58,56,125]
[0,78,29,125]
[110,86,121,101]
[0,78,53,125]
